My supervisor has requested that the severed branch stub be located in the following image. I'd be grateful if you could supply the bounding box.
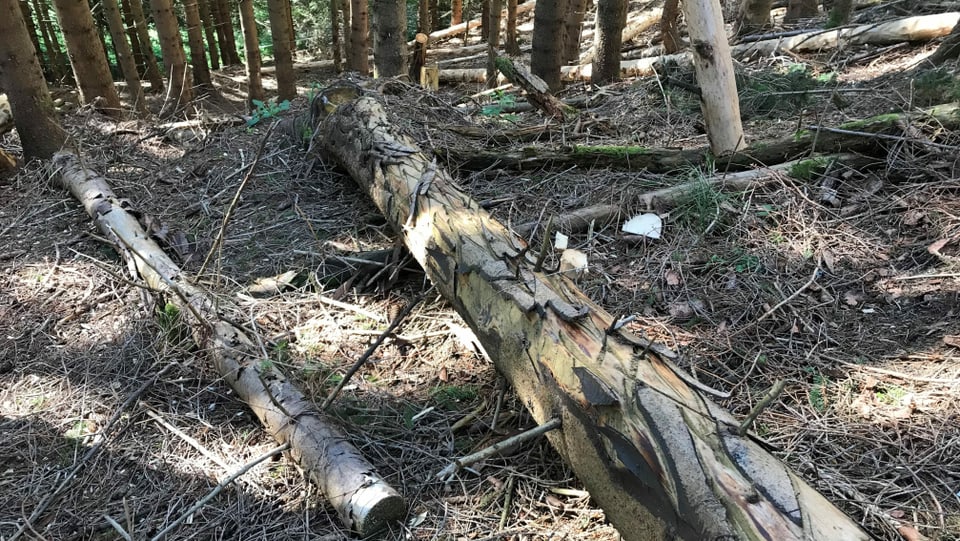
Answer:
[436,417,562,481]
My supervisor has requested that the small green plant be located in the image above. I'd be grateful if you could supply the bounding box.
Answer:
[874,384,908,405]
[740,63,836,118]
[157,302,189,343]
[431,384,479,408]
[805,368,829,413]
[913,68,960,107]
[481,90,518,121]
[788,157,832,181]
[734,253,761,273]
[247,98,291,127]
[675,170,725,233]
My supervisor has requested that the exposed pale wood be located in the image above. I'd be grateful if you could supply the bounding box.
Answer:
[51,151,406,537]
[681,0,745,154]
[580,7,662,64]
[316,92,872,541]
[414,0,536,44]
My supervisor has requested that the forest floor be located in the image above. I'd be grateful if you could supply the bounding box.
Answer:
[2,2,960,540]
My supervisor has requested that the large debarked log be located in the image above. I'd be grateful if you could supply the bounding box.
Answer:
[317,95,871,539]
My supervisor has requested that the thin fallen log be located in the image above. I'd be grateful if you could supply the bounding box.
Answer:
[512,154,865,237]
[316,90,871,540]
[445,102,960,172]
[51,151,405,537]
[411,0,536,46]
[494,56,573,119]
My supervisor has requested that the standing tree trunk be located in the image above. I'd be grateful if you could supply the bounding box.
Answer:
[316,92,873,541]
[0,0,68,159]
[661,0,682,53]
[124,0,164,92]
[120,0,145,74]
[682,0,744,154]
[19,0,44,67]
[562,0,588,64]
[347,0,369,75]
[592,0,627,85]
[183,0,213,88]
[237,0,264,107]
[783,0,818,23]
[102,0,146,112]
[505,0,519,54]
[372,0,406,77]
[331,0,342,72]
[285,0,296,52]
[827,0,852,26]
[51,0,122,117]
[451,0,461,25]
[736,0,772,34]
[214,0,240,64]
[267,0,296,99]
[152,0,193,116]
[198,0,221,69]
[34,0,70,81]
[531,0,567,91]
[486,0,502,88]
[418,0,429,34]
[480,0,489,40]
[429,0,438,31]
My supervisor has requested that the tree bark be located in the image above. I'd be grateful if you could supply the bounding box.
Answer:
[736,0,773,35]
[214,0,240,64]
[451,0,462,25]
[119,0,145,75]
[198,0,221,69]
[347,0,369,75]
[371,0,406,77]
[682,0,744,154]
[267,0,296,99]
[562,0,588,64]
[531,0,567,91]
[237,0,264,107]
[480,0,489,40]
[102,0,146,112]
[429,0,438,31]
[0,0,68,159]
[32,0,65,81]
[52,150,406,538]
[18,0,44,69]
[486,0,502,88]
[592,0,627,85]
[152,0,194,116]
[505,0,519,54]
[784,0,818,23]
[315,92,873,541]
[124,0,165,92]
[661,0,682,53]
[928,21,960,65]
[183,0,213,88]
[495,56,572,119]
[51,0,122,117]
[418,0,429,34]
[827,0,852,26]
[331,0,342,72]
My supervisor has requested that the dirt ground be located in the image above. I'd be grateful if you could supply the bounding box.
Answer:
[2,3,960,541]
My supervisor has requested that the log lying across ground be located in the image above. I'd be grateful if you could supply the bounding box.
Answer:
[51,152,405,536]
[316,91,871,539]
[446,102,960,172]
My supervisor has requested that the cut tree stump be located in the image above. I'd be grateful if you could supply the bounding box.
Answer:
[51,151,406,537]
[315,90,872,540]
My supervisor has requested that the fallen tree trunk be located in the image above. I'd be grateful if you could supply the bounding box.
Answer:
[316,91,871,540]
[51,151,405,537]
[444,102,960,172]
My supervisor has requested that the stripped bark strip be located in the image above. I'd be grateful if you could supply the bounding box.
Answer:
[316,93,871,540]
[51,151,405,537]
